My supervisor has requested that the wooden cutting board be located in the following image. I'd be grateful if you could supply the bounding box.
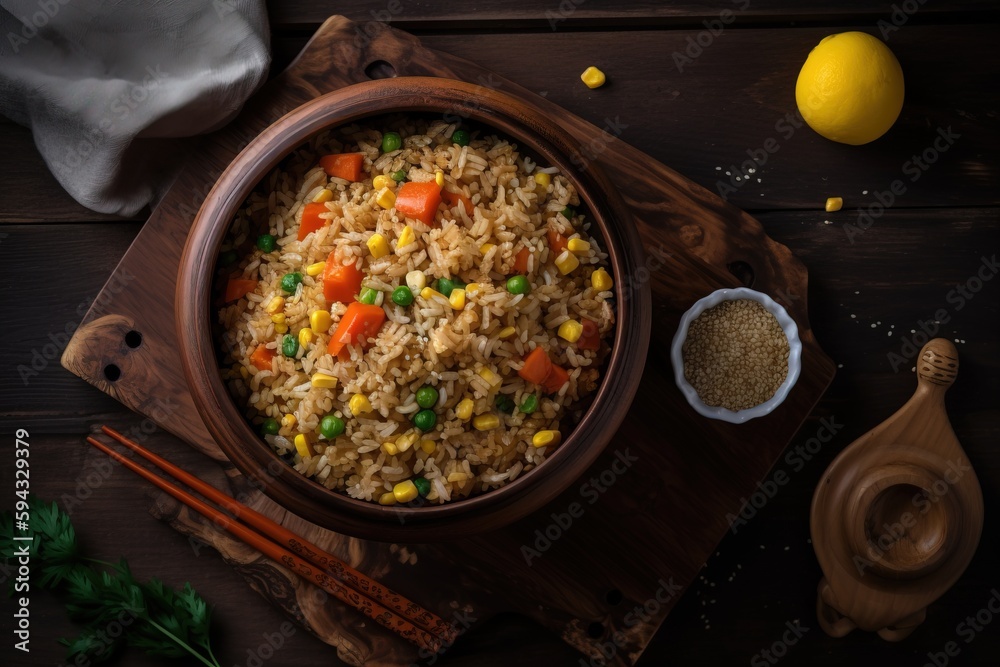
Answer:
[62,16,836,667]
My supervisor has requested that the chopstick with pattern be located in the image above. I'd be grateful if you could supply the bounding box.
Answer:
[88,429,453,650]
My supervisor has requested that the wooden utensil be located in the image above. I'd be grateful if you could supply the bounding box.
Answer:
[811,338,983,641]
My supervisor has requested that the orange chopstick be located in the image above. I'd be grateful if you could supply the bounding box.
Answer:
[86,435,444,652]
[98,425,455,643]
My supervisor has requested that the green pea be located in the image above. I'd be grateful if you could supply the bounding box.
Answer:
[561,206,576,220]
[416,386,438,409]
[391,169,407,182]
[280,272,303,294]
[358,287,378,305]
[261,418,279,435]
[319,414,345,439]
[506,275,530,295]
[413,477,431,497]
[391,285,414,306]
[496,394,515,414]
[451,129,470,146]
[382,131,402,153]
[219,249,238,266]
[281,334,299,357]
[436,277,465,297]
[413,409,437,431]
[519,394,538,414]
[256,234,276,252]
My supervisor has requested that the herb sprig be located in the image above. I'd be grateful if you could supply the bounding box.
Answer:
[1,495,221,666]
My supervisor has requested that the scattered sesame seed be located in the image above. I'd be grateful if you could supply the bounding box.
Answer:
[837,363,843,368]
[871,323,877,328]
[850,314,856,319]
[862,190,869,194]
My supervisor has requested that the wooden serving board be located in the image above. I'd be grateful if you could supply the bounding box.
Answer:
[62,17,835,667]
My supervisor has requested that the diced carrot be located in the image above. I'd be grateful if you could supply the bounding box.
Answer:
[541,364,570,394]
[441,189,472,215]
[578,318,601,351]
[518,347,553,385]
[298,202,328,241]
[224,278,257,303]
[547,229,569,255]
[249,345,276,371]
[395,181,442,226]
[327,302,386,359]
[513,247,531,274]
[322,254,364,305]
[319,153,365,182]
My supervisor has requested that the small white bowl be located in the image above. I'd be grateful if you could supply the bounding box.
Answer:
[670,287,802,424]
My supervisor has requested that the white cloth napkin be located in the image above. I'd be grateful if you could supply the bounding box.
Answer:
[0,0,270,216]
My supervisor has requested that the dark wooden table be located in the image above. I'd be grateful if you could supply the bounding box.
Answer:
[2,3,998,665]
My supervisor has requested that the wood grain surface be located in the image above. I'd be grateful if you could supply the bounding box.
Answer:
[2,3,998,667]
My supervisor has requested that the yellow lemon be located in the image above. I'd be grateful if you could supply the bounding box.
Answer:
[795,32,904,145]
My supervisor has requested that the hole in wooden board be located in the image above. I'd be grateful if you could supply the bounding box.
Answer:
[365,60,397,79]
[125,330,143,348]
[586,621,605,638]
[605,589,623,606]
[103,364,122,382]
[727,261,755,288]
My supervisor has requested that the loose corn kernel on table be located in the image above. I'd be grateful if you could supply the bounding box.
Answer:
[1,3,998,667]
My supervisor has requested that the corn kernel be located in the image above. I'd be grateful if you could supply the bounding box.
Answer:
[294,434,312,459]
[449,288,466,310]
[375,188,396,210]
[298,327,315,348]
[533,172,551,189]
[265,296,285,314]
[455,398,474,421]
[305,261,326,277]
[372,174,393,190]
[393,480,419,503]
[311,373,338,389]
[825,197,843,212]
[396,432,418,453]
[591,267,613,292]
[378,491,397,505]
[554,250,580,275]
[567,238,591,255]
[420,439,436,454]
[435,171,445,187]
[473,414,500,431]
[479,243,496,255]
[477,367,501,388]
[349,393,372,416]
[367,233,390,258]
[281,414,296,428]
[309,310,332,333]
[312,188,334,203]
[397,225,415,250]
[465,282,481,295]
[558,319,583,343]
[270,313,286,325]
[273,323,288,334]
[420,286,446,302]
[382,441,399,456]
[532,430,562,448]
[447,472,469,483]
[405,270,427,292]
[498,326,516,339]
[580,66,606,89]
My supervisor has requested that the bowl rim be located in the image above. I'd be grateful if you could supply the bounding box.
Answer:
[669,287,802,424]
[175,77,651,539]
